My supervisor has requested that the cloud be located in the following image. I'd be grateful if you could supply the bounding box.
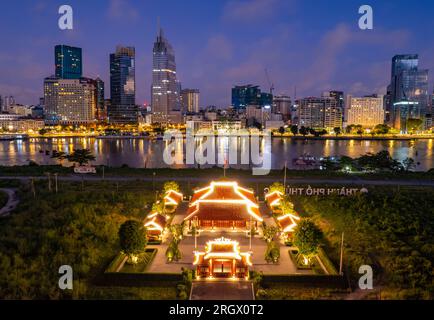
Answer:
[106,0,139,21]
[222,0,283,21]
[204,35,233,61]
[298,24,352,92]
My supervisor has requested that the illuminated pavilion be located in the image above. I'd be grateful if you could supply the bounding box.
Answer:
[144,212,167,241]
[193,237,252,279]
[184,181,263,229]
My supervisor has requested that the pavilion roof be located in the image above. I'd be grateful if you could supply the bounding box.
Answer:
[164,190,183,206]
[144,212,167,231]
[185,181,262,222]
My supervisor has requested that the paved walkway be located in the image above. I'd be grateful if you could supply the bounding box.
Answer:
[0,188,19,217]
[147,229,311,275]
[190,281,255,300]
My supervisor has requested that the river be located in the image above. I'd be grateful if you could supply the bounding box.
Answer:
[0,137,432,171]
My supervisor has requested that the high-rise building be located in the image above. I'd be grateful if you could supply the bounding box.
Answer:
[94,77,105,120]
[44,77,96,124]
[297,97,342,131]
[55,45,83,79]
[273,95,291,121]
[109,46,137,124]
[0,95,3,112]
[181,89,200,113]
[388,54,429,132]
[347,95,385,128]
[151,28,181,123]
[3,96,15,112]
[232,85,261,110]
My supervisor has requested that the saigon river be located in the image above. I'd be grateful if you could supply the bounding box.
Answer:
[0,137,433,171]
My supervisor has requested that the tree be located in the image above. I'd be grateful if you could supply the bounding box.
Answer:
[293,219,323,265]
[268,182,285,194]
[339,156,355,172]
[290,125,298,136]
[333,127,341,136]
[51,151,67,166]
[406,118,423,134]
[163,181,180,194]
[263,225,279,242]
[374,124,390,135]
[402,157,416,171]
[170,223,184,242]
[118,220,147,264]
[67,149,96,166]
[264,241,280,263]
[152,201,164,214]
[39,128,48,136]
[166,238,182,262]
[280,198,295,215]
[299,126,308,136]
[278,126,285,135]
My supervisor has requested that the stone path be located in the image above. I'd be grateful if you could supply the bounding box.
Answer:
[0,188,19,217]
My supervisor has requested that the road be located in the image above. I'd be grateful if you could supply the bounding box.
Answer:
[0,175,433,187]
[0,188,19,217]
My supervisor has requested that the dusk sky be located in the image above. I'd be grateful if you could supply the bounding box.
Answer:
[1,0,434,107]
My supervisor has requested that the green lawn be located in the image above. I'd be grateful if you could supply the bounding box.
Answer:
[292,186,434,299]
[0,179,174,299]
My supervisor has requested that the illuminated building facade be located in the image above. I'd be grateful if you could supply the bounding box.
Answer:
[151,28,181,123]
[184,181,262,229]
[297,97,343,130]
[193,237,251,279]
[181,89,200,113]
[43,77,96,124]
[347,95,385,128]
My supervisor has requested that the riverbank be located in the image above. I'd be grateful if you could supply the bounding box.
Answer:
[0,165,433,184]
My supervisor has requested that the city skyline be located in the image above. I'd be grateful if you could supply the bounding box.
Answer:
[1,0,434,108]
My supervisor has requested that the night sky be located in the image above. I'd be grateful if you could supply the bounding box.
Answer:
[1,0,433,107]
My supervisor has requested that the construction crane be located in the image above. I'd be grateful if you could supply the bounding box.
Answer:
[264,68,275,95]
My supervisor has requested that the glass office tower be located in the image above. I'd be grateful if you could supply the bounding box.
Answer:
[55,45,82,79]
[389,54,429,132]
[109,46,137,124]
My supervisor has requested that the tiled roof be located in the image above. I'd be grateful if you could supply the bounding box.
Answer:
[185,181,262,222]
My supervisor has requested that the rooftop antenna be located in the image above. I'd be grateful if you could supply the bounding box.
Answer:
[157,16,161,37]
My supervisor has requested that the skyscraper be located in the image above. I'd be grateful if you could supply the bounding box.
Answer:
[109,46,137,124]
[388,54,429,132]
[55,45,83,79]
[151,28,181,123]
[181,89,200,113]
[94,77,105,120]
[231,85,261,110]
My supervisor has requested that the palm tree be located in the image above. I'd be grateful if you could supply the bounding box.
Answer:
[51,151,67,166]
[67,149,96,166]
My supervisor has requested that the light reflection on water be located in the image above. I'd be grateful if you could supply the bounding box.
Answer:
[0,137,432,171]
